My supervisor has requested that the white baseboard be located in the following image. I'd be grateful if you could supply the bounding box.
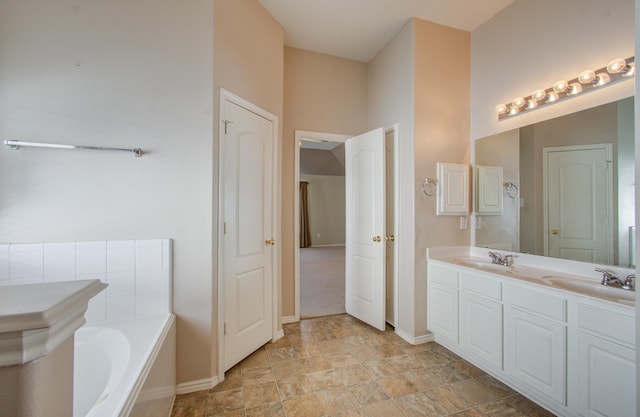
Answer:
[395,327,434,345]
[281,315,298,324]
[275,329,284,340]
[176,376,219,395]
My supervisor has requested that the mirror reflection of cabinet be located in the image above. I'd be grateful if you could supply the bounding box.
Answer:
[477,165,503,215]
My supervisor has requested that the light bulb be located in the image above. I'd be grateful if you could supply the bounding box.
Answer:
[531,89,547,101]
[578,70,596,84]
[622,62,635,77]
[526,100,537,110]
[546,91,559,103]
[511,97,526,108]
[495,104,508,115]
[567,83,582,95]
[553,80,569,93]
[509,106,520,116]
[606,58,627,74]
[595,72,611,86]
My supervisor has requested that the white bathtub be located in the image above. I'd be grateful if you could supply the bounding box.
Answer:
[74,315,176,417]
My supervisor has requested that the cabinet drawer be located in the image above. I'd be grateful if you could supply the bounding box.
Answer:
[428,263,458,287]
[577,303,635,346]
[460,272,502,300]
[505,284,566,322]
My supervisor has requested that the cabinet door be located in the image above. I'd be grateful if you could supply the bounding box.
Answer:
[577,332,636,417]
[504,306,566,404]
[428,281,459,343]
[460,291,503,369]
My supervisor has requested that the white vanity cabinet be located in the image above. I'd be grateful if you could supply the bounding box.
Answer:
[575,300,636,417]
[504,284,567,405]
[426,255,636,417]
[459,272,503,370]
[427,263,459,343]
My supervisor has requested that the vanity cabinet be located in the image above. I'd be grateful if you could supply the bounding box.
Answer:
[504,284,567,405]
[459,272,503,370]
[427,264,459,343]
[575,301,636,417]
[426,257,636,417]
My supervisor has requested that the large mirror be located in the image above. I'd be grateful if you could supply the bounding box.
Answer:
[475,97,635,268]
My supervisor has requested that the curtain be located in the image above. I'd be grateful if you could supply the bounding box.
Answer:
[300,181,311,248]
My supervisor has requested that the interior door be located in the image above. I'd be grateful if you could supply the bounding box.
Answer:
[222,97,275,371]
[345,127,386,331]
[544,145,612,264]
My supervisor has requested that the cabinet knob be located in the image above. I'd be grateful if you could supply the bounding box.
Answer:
[372,236,382,242]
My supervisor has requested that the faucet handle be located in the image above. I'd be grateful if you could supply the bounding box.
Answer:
[595,268,618,284]
[623,274,635,291]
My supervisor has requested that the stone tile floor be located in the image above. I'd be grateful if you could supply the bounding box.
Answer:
[171,314,556,417]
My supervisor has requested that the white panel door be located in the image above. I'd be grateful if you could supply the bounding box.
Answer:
[222,98,274,371]
[345,127,386,331]
[544,145,612,264]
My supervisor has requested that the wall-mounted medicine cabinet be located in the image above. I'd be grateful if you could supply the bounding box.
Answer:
[477,165,503,215]
[437,162,469,216]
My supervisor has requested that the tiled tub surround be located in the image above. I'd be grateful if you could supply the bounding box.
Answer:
[426,246,636,417]
[0,239,172,323]
[0,238,175,417]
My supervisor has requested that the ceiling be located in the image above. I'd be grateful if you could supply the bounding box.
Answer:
[258,0,514,62]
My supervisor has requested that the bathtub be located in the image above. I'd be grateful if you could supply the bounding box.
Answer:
[74,315,176,417]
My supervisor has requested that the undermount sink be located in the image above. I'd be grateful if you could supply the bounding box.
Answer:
[545,277,636,304]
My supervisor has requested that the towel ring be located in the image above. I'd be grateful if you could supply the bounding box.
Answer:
[504,181,519,198]
[422,178,438,197]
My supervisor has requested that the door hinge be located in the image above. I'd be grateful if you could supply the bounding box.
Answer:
[223,120,234,135]
[224,322,227,335]
[224,222,226,234]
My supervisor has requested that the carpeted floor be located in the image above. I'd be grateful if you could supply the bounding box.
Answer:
[300,246,345,318]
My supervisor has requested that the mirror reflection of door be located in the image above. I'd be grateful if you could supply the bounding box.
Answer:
[543,145,613,264]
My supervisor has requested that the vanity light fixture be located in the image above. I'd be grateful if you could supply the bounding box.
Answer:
[496,56,635,120]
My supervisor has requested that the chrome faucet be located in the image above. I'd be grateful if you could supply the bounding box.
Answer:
[595,268,629,289]
[622,274,635,291]
[488,251,515,267]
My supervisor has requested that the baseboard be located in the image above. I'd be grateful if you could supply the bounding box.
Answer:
[395,327,434,345]
[275,329,284,340]
[281,315,298,324]
[176,376,219,395]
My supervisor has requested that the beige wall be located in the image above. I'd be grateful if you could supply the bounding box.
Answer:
[471,0,635,140]
[282,47,368,317]
[413,19,471,336]
[0,0,215,386]
[214,0,284,379]
[300,174,346,246]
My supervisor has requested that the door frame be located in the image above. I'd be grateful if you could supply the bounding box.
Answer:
[292,125,399,326]
[293,130,350,322]
[542,143,613,261]
[217,88,280,382]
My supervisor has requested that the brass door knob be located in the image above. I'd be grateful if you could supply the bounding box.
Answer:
[385,235,395,242]
[551,229,558,235]
[265,239,276,245]
[372,236,382,242]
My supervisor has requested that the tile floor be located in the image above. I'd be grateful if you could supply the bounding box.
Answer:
[171,314,557,417]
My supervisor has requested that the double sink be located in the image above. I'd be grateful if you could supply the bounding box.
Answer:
[447,257,636,306]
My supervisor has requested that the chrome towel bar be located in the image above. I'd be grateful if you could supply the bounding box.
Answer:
[3,139,143,157]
